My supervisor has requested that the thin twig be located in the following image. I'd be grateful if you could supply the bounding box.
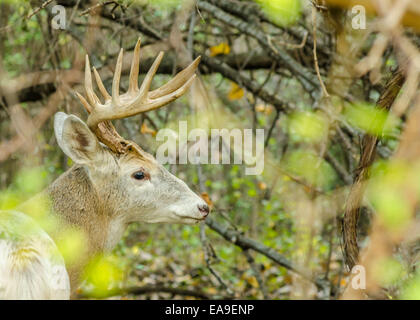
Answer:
[79,285,212,300]
[80,1,118,16]
[312,7,329,97]
[27,0,53,19]
[243,249,270,299]
[264,109,280,148]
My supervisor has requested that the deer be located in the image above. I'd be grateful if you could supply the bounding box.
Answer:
[0,39,210,300]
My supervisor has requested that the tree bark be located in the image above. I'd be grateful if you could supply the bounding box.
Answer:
[342,70,405,269]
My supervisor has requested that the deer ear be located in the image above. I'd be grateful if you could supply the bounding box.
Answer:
[54,112,103,164]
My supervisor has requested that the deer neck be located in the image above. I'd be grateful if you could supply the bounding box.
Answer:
[46,165,128,251]
[37,165,127,290]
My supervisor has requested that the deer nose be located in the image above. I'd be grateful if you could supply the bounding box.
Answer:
[198,204,210,217]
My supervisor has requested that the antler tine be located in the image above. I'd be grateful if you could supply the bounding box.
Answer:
[75,91,93,114]
[84,55,101,107]
[128,38,141,94]
[112,48,124,107]
[138,51,164,98]
[77,40,200,154]
[93,67,111,102]
[149,56,201,99]
[145,74,197,111]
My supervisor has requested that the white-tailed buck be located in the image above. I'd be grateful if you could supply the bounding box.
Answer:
[0,39,209,299]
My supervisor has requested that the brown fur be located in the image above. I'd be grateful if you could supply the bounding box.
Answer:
[42,166,110,292]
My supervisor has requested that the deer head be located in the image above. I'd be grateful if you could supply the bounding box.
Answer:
[53,39,210,226]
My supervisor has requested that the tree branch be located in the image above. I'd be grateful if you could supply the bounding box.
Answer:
[80,285,212,300]
[197,1,318,92]
[205,217,325,289]
[200,54,293,113]
[342,70,405,269]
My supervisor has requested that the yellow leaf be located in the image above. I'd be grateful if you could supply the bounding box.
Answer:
[228,82,244,101]
[247,276,259,288]
[140,122,157,137]
[255,103,274,115]
[209,42,230,57]
[264,104,274,115]
[201,192,214,209]
[255,104,266,113]
[207,287,217,294]
[258,181,267,190]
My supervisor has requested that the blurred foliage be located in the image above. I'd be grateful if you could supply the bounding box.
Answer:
[83,253,126,298]
[373,257,405,287]
[255,0,302,26]
[343,103,400,137]
[367,161,415,232]
[401,273,420,300]
[287,111,328,143]
[285,150,337,190]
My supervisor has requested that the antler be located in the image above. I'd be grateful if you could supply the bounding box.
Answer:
[76,38,200,154]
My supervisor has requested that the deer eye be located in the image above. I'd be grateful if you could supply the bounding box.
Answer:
[132,171,146,180]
